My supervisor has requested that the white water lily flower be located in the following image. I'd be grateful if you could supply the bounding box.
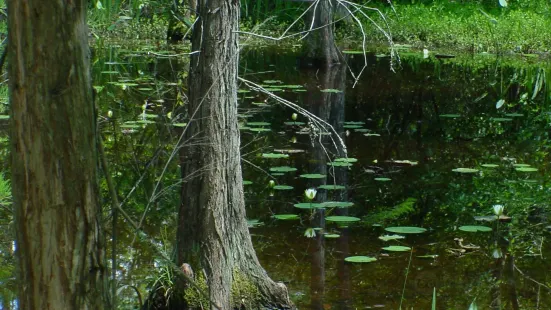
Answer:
[493,204,504,216]
[268,180,275,188]
[107,110,113,118]
[423,48,429,59]
[304,188,317,200]
[292,113,298,121]
[304,228,316,238]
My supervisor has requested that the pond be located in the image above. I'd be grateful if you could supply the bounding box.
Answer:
[2,44,550,309]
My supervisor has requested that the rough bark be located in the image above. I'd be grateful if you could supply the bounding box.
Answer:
[303,0,342,66]
[177,0,292,308]
[8,1,108,309]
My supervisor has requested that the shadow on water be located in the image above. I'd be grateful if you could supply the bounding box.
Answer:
[2,45,551,309]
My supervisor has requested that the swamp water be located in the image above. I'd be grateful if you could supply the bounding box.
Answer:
[3,46,551,309]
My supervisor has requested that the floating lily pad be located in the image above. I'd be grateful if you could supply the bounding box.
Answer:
[274,149,305,154]
[516,167,538,172]
[328,162,353,167]
[513,164,531,167]
[247,219,263,228]
[294,203,322,209]
[439,114,461,118]
[247,121,271,126]
[344,121,366,125]
[262,153,289,159]
[417,254,439,259]
[459,225,492,232]
[263,80,282,84]
[300,174,326,179]
[354,128,370,133]
[320,89,342,93]
[280,85,303,89]
[334,157,358,163]
[243,180,253,185]
[375,177,391,182]
[505,113,523,117]
[385,226,427,234]
[324,234,341,239]
[364,133,381,137]
[388,160,418,166]
[326,216,361,222]
[379,234,406,241]
[474,215,498,222]
[321,201,354,208]
[481,164,499,168]
[342,50,365,54]
[345,256,377,263]
[318,185,346,190]
[249,127,271,132]
[452,168,479,173]
[271,173,284,176]
[383,245,411,252]
[0,115,9,120]
[270,166,297,173]
[491,117,513,122]
[284,121,306,126]
[273,214,299,220]
[172,123,188,127]
[343,124,363,129]
[273,185,293,190]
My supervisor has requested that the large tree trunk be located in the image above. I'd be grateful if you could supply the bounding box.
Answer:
[177,0,292,308]
[303,0,342,66]
[8,1,108,309]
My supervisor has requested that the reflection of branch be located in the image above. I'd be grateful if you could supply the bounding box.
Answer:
[514,264,551,291]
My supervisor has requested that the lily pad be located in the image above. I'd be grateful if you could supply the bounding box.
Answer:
[273,185,294,190]
[513,164,531,167]
[328,162,353,167]
[249,127,271,132]
[334,157,358,163]
[452,168,479,173]
[516,167,538,172]
[374,177,391,182]
[324,234,341,239]
[284,121,306,126]
[385,226,427,234]
[458,225,492,232]
[269,166,297,173]
[364,133,381,137]
[344,121,366,125]
[318,185,346,190]
[294,203,323,209]
[383,245,411,252]
[262,153,289,159]
[321,201,354,208]
[273,214,299,220]
[474,215,498,222]
[439,114,461,118]
[343,124,363,129]
[243,180,253,185]
[300,174,326,179]
[326,216,361,222]
[379,234,406,241]
[320,88,342,93]
[247,121,271,126]
[481,164,499,168]
[417,254,439,259]
[491,117,513,122]
[345,256,377,263]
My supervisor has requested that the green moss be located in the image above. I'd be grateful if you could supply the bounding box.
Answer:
[184,270,261,308]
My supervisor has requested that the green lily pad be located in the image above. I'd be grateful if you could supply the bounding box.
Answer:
[375,177,391,182]
[344,256,377,263]
[249,127,271,132]
[334,157,358,163]
[294,203,323,209]
[270,166,297,173]
[263,80,282,84]
[262,153,289,159]
[439,114,461,118]
[515,167,538,172]
[328,162,353,167]
[273,214,299,220]
[344,121,366,125]
[343,124,363,129]
[320,88,342,93]
[247,219,263,228]
[513,164,531,167]
[273,185,294,190]
[458,225,492,232]
[385,226,427,234]
[284,121,306,126]
[379,234,406,241]
[243,180,253,185]
[324,234,341,238]
[172,123,188,127]
[383,245,411,252]
[481,164,499,168]
[505,113,523,117]
[364,133,381,137]
[300,174,326,179]
[417,254,439,259]
[452,168,479,173]
[474,215,498,222]
[326,216,361,222]
[321,201,354,208]
[491,117,513,122]
[247,122,271,126]
[318,185,346,190]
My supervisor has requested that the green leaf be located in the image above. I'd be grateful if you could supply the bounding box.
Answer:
[299,173,326,179]
[383,245,411,252]
[328,162,353,167]
[243,180,253,185]
[481,164,499,168]
[378,234,405,241]
[496,99,505,109]
[459,225,492,232]
[515,167,538,172]
[326,216,361,222]
[439,114,461,118]
[318,185,346,190]
[321,201,354,208]
[247,121,271,126]
[385,226,427,234]
[262,153,289,159]
[334,157,358,163]
[320,88,342,93]
[344,256,377,263]
[269,166,297,172]
[273,185,293,190]
[324,234,341,238]
[294,202,323,209]
[452,168,479,173]
[469,298,478,310]
[499,0,508,7]
[374,177,391,182]
[432,287,437,310]
[273,214,299,220]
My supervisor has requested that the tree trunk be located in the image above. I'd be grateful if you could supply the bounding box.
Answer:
[303,0,342,66]
[177,0,292,308]
[8,1,108,309]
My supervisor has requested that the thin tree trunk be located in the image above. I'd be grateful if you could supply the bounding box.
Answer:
[177,0,292,308]
[303,0,342,66]
[8,0,108,309]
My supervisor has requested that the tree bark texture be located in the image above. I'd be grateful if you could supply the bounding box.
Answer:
[304,0,342,66]
[8,1,108,309]
[177,0,292,308]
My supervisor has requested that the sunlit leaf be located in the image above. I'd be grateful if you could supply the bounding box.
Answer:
[385,226,427,234]
[345,256,377,263]
[459,225,492,232]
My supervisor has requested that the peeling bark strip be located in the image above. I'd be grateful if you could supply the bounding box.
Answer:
[8,0,108,309]
[177,0,293,308]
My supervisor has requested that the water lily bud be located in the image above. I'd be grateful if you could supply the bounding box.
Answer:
[107,110,113,118]
[304,228,316,238]
[292,113,298,121]
[304,188,317,200]
[493,204,504,216]
[291,136,297,143]
[269,180,275,188]
[167,112,172,119]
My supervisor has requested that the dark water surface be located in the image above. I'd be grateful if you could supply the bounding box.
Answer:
[5,45,551,309]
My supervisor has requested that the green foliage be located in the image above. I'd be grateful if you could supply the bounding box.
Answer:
[0,173,11,207]
[365,198,417,224]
